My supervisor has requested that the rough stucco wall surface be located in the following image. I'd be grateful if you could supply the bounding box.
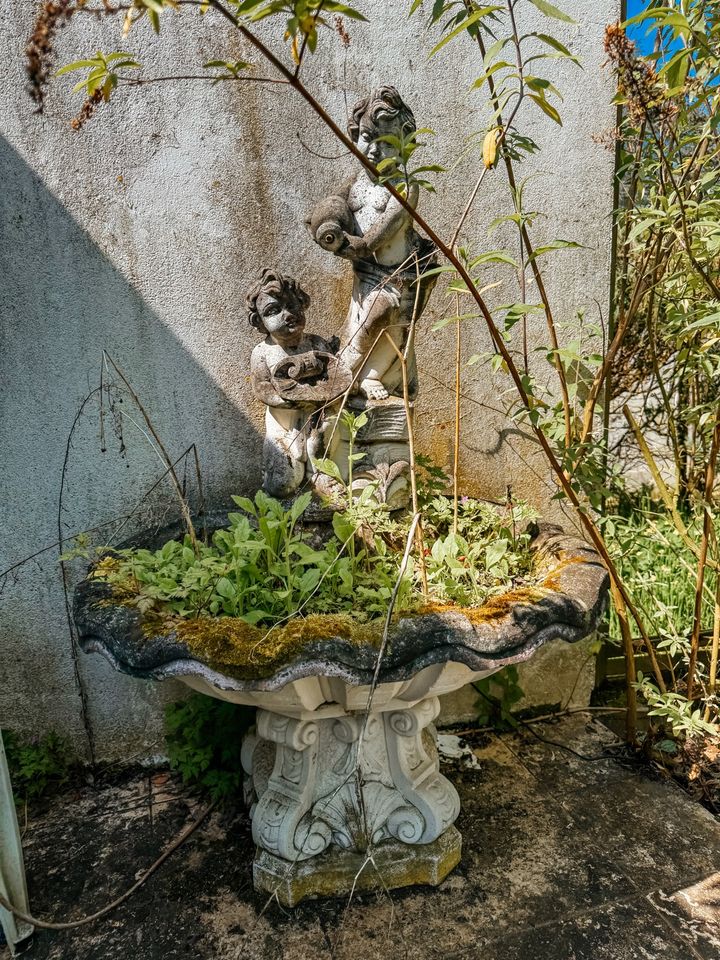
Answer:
[0,0,619,760]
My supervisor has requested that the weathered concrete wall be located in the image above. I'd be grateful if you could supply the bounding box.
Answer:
[0,0,619,760]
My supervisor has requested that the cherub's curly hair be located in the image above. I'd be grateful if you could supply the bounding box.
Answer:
[246,268,311,332]
[347,86,416,143]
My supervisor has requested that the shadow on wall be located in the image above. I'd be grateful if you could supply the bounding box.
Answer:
[0,135,260,759]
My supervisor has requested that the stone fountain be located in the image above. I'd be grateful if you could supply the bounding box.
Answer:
[73,86,608,906]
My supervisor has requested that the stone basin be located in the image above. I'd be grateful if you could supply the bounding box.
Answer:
[73,519,608,905]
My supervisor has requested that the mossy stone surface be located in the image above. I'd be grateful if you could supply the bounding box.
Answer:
[253,826,462,907]
[73,522,609,689]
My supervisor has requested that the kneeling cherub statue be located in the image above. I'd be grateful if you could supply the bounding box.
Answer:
[248,268,352,499]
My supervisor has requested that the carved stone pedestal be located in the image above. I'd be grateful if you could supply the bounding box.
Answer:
[254,827,461,907]
[241,696,461,906]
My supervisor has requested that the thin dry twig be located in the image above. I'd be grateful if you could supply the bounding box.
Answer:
[102,352,198,549]
[0,801,216,930]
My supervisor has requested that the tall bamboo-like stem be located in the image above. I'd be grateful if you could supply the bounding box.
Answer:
[383,332,428,598]
[623,404,718,572]
[703,571,720,723]
[580,233,666,447]
[611,580,638,743]
[645,292,682,484]
[687,413,720,700]
[453,293,461,536]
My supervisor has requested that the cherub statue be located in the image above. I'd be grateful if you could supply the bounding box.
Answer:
[248,268,351,498]
[304,87,438,508]
[306,85,437,402]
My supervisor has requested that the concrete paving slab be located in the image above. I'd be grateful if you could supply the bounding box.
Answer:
[0,714,717,960]
[504,712,638,794]
[559,774,720,894]
[462,898,700,960]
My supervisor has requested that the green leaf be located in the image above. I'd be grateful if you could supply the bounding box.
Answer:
[622,6,673,28]
[483,36,511,66]
[429,6,503,58]
[240,609,272,624]
[469,250,519,268]
[290,491,312,522]
[527,0,575,23]
[319,3,367,21]
[470,60,515,90]
[486,539,508,567]
[529,94,562,125]
[526,76,563,101]
[312,458,343,482]
[231,495,256,515]
[215,577,236,599]
[529,32,579,63]
[105,51,138,62]
[528,239,585,262]
[56,59,101,75]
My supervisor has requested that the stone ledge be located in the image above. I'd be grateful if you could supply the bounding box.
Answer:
[252,826,462,907]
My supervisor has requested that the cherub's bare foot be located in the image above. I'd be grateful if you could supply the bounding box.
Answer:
[360,378,388,400]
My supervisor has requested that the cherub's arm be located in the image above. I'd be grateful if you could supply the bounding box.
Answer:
[250,348,287,407]
[334,175,355,201]
[342,183,419,260]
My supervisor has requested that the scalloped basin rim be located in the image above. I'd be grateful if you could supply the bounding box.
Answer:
[73,521,609,690]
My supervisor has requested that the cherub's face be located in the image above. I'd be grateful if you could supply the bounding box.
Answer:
[357,114,400,167]
[256,287,306,349]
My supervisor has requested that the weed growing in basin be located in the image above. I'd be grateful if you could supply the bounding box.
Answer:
[420,494,537,607]
[91,487,539,628]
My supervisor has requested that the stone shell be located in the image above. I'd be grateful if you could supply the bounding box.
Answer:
[73,520,608,692]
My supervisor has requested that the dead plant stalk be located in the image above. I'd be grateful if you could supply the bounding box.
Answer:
[687,412,720,700]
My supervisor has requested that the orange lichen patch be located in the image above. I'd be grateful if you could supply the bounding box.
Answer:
[417,586,549,625]
[540,554,589,592]
[172,613,383,680]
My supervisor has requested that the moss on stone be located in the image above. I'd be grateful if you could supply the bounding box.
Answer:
[171,613,383,680]
[540,554,588,593]
[86,543,589,680]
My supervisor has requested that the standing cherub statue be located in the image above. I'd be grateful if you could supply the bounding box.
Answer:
[306,85,438,402]
[248,268,351,498]
[305,86,438,506]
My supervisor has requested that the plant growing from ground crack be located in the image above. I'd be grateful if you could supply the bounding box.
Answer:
[3,730,79,803]
[164,694,254,800]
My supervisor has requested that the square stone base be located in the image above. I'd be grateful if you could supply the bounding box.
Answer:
[253,826,462,907]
